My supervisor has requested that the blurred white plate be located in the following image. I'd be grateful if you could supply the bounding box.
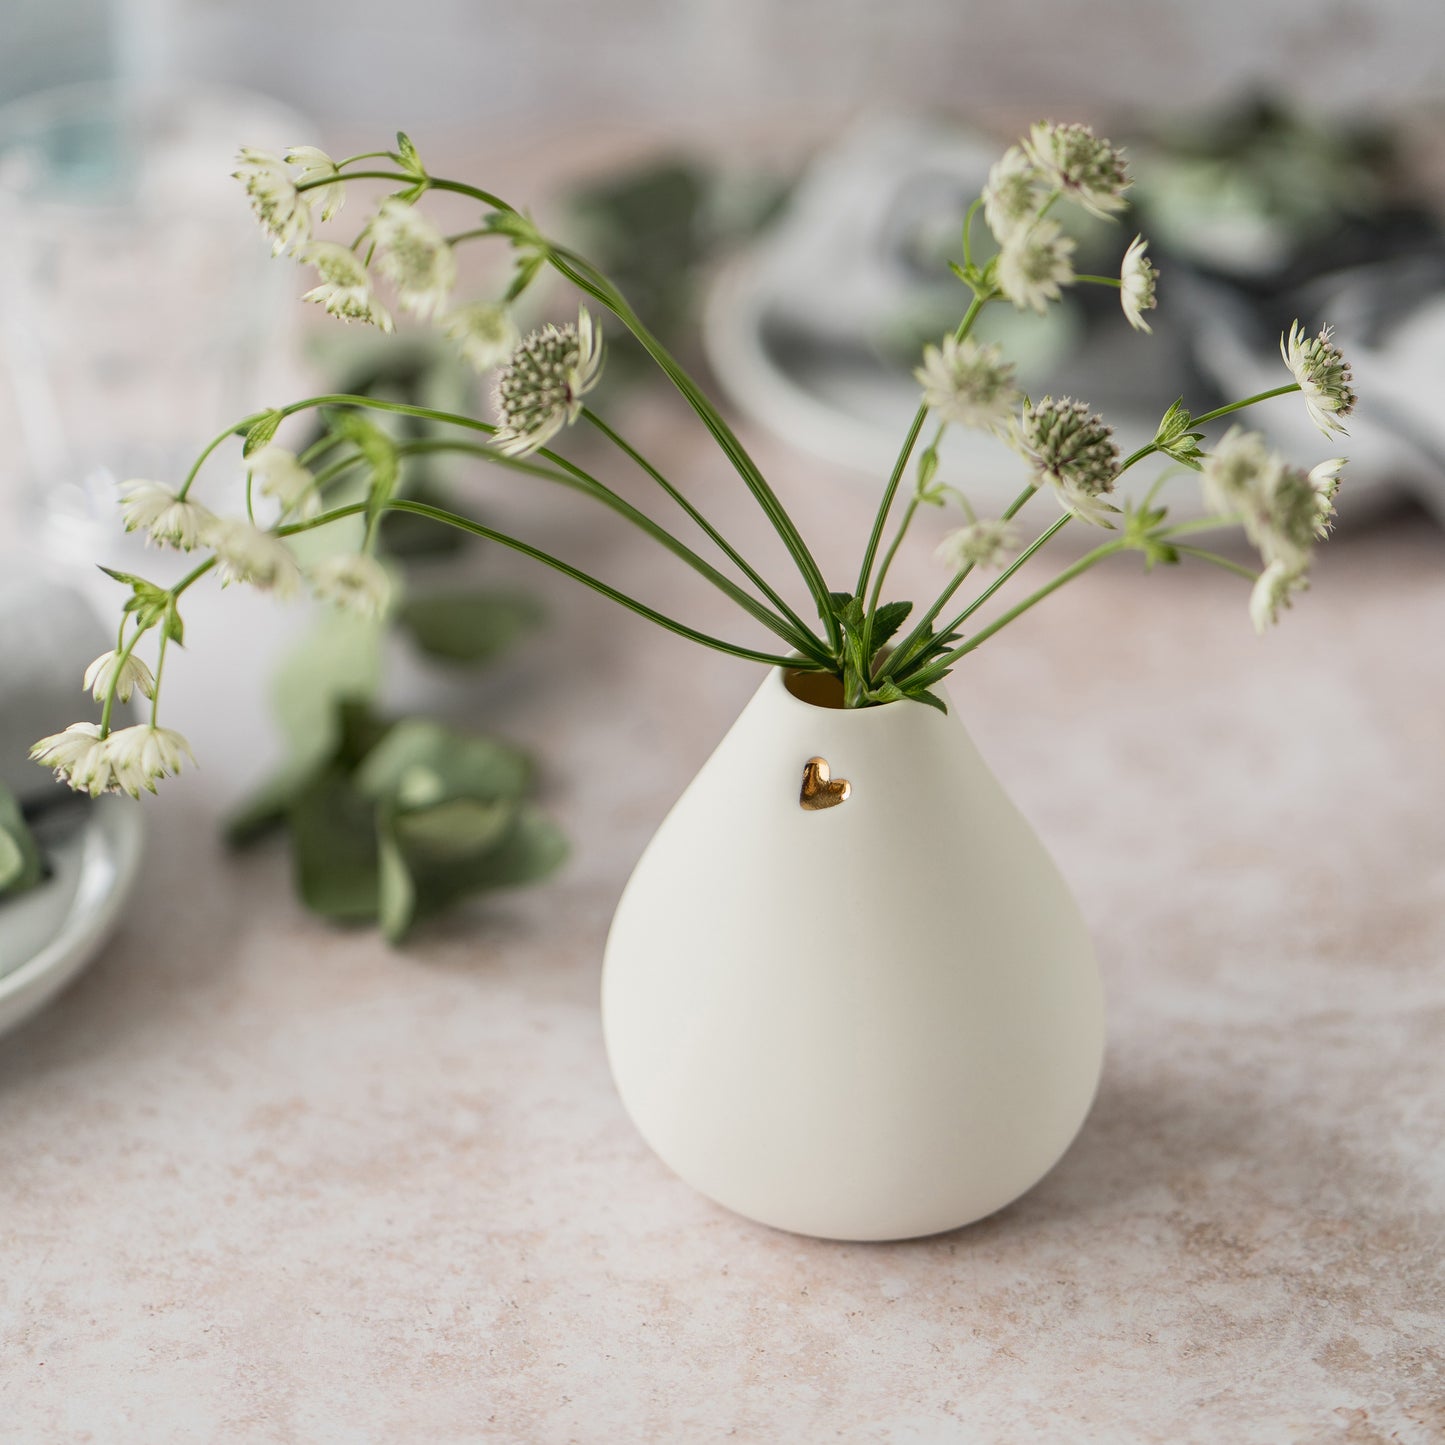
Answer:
[0,796,145,1038]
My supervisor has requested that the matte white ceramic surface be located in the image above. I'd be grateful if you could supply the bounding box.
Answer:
[602,668,1105,1241]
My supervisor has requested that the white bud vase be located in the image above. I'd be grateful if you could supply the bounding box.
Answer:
[601,666,1105,1241]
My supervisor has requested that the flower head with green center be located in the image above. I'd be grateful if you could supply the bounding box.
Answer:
[1249,560,1310,633]
[300,242,393,330]
[369,198,456,319]
[249,445,319,519]
[83,650,155,704]
[1120,235,1159,333]
[285,145,345,221]
[308,553,393,620]
[1200,427,1342,569]
[233,148,313,256]
[208,518,303,597]
[31,722,110,796]
[996,219,1076,315]
[936,519,1020,572]
[1015,397,1120,526]
[105,725,196,798]
[445,302,521,373]
[914,335,1019,435]
[491,306,605,457]
[982,146,1044,245]
[1021,122,1131,220]
[118,481,216,551]
[1281,321,1356,438]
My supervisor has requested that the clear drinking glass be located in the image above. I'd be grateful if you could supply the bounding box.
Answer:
[0,82,311,559]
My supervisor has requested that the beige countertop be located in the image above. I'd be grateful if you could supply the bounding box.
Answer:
[2,254,1444,1441]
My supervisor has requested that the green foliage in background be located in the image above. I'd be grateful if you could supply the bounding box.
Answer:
[0,783,45,898]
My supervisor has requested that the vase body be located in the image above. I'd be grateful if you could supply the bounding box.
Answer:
[601,667,1104,1241]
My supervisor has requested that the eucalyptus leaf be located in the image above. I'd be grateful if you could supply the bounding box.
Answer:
[398,589,544,665]
[272,610,385,769]
[355,719,532,806]
[289,771,380,922]
[0,786,44,896]
[376,808,417,944]
[394,797,517,859]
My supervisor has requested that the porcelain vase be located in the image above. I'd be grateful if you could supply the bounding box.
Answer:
[601,666,1105,1241]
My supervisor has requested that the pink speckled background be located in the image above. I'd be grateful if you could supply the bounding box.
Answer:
[2,134,1443,1443]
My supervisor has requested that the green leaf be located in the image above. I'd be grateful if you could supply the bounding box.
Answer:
[376,808,417,944]
[354,719,532,807]
[869,600,913,655]
[272,610,386,771]
[905,686,950,714]
[397,589,544,665]
[162,598,185,647]
[243,409,283,457]
[827,591,854,619]
[395,131,427,178]
[289,771,380,923]
[504,253,545,303]
[916,447,939,494]
[100,567,172,630]
[225,757,324,849]
[394,797,517,860]
[0,785,44,896]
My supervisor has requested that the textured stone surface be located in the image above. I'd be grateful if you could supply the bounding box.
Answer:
[2,276,1444,1445]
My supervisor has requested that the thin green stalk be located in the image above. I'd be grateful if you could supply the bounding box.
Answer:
[544,246,841,648]
[1171,544,1258,581]
[175,413,267,499]
[278,499,818,671]
[149,632,170,728]
[580,408,826,657]
[921,539,1127,672]
[875,480,1040,683]
[1192,384,1299,427]
[386,436,829,660]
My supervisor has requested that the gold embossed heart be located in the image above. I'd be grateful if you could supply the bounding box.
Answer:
[800,756,851,811]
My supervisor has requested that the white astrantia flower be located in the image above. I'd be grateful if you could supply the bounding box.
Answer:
[936,519,1020,572]
[444,302,521,373]
[285,145,345,221]
[1250,560,1310,634]
[996,219,1076,315]
[1120,235,1159,333]
[233,147,313,256]
[492,306,605,456]
[308,553,392,620]
[1014,397,1121,526]
[1021,121,1131,220]
[30,722,112,796]
[369,198,456,319]
[1281,321,1356,438]
[1199,427,1342,569]
[208,517,303,597]
[83,649,156,704]
[248,445,319,518]
[914,335,1019,435]
[105,724,196,797]
[300,242,393,330]
[982,146,1043,245]
[118,481,217,551]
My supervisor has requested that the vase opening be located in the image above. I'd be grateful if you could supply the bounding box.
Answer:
[782,668,848,709]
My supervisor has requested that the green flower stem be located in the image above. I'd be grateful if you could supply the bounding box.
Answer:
[873,480,1040,683]
[175,413,268,500]
[277,499,818,671]
[857,290,989,603]
[920,537,1127,672]
[384,436,830,661]
[543,245,841,649]
[1191,384,1300,427]
[854,290,992,681]
[579,408,826,658]
[98,619,145,737]
[865,419,947,630]
[149,631,170,728]
[294,172,515,215]
[961,197,983,271]
[1171,544,1259,581]
[1074,274,1123,287]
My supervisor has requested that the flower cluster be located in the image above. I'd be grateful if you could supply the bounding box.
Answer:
[1014,397,1120,527]
[233,148,313,256]
[301,243,393,330]
[369,198,456,320]
[1120,236,1158,333]
[1020,121,1131,220]
[492,307,605,456]
[936,519,1019,572]
[119,481,216,550]
[31,722,194,799]
[914,336,1018,434]
[1200,426,1344,630]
